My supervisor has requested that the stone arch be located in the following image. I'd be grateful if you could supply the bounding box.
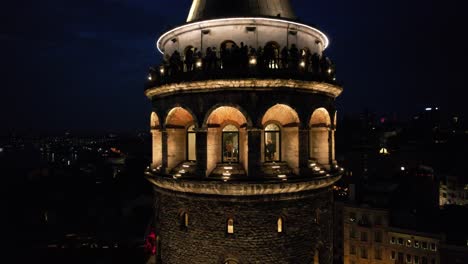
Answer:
[151,112,162,167]
[204,106,250,175]
[150,112,160,129]
[203,104,252,128]
[261,104,300,173]
[309,108,331,167]
[165,107,197,170]
[220,40,238,50]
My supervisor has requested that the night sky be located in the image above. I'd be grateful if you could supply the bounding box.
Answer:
[1,0,467,134]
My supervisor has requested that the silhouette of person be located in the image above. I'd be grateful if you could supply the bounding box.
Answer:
[266,140,276,161]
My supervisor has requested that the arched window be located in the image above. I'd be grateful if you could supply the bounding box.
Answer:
[187,125,196,161]
[222,125,239,163]
[277,217,284,233]
[264,123,281,162]
[227,218,234,234]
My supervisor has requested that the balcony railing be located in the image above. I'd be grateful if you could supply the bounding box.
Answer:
[145,55,338,89]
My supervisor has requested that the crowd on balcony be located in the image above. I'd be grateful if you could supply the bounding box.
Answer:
[148,41,337,84]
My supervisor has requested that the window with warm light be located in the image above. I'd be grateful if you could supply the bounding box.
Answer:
[222,125,239,163]
[227,218,234,234]
[187,125,196,161]
[180,212,189,228]
[264,123,281,162]
[277,217,283,233]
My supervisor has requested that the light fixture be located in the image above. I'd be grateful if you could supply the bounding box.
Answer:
[249,57,257,65]
[300,61,306,68]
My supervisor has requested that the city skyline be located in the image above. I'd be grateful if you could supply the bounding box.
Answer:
[1,0,467,132]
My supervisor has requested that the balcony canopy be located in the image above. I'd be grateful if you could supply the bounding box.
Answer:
[187,0,297,22]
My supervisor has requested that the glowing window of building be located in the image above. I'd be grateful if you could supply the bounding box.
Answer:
[264,123,281,162]
[407,239,412,247]
[414,240,420,248]
[187,125,196,161]
[227,218,234,234]
[277,217,283,233]
[222,125,239,163]
[180,212,189,228]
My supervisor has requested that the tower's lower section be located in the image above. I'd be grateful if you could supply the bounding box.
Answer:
[153,185,334,264]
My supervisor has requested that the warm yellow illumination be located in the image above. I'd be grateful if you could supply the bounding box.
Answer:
[227,218,234,234]
[148,75,152,81]
[277,217,283,233]
[186,0,200,22]
[249,57,257,65]
[184,213,189,227]
[278,174,287,178]
[379,147,389,155]
[196,60,202,68]
[300,61,306,68]
[328,68,332,74]
[157,17,330,54]
[159,67,165,75]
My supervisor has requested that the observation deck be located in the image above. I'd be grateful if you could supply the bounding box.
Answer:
[145,55,342,99]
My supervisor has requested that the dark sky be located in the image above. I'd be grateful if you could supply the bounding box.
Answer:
[1,0,467,134]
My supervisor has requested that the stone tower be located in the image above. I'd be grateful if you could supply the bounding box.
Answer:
[145,0,343,263]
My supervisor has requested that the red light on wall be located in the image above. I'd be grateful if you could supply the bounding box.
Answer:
[145,230,157,255]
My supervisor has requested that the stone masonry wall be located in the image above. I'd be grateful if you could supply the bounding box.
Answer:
[155,188,334,264]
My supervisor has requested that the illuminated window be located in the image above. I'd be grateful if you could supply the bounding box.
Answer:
[180,212,189,229]
[407,239,412,247]
[277,217,283,233]
[264,123,281,162]
[227,218,234,234]
[187,125,196,161]
[222,125,239,163]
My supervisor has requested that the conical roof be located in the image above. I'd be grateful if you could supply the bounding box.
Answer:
[187,0,297,22]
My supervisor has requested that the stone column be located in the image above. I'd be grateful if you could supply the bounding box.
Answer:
[299,128,311,175]
[161,129,168,173]
[247,128,262,178]
[195,128,208,177]
[151,129,162,168]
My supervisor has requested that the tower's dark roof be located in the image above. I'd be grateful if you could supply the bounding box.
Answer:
[187,0,297,22]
